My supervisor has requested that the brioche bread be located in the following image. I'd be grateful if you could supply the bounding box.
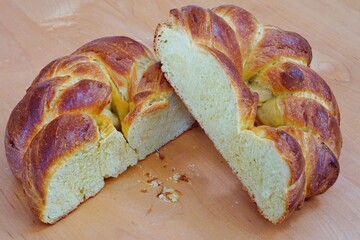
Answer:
[154,5,341,223]
[5,36,194,223]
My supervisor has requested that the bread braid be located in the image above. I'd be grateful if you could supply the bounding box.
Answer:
[154,5,341,223]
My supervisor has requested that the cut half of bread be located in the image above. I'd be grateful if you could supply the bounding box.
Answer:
[154,5,340,223]
[6,37,194,224]
[154,22,303,223]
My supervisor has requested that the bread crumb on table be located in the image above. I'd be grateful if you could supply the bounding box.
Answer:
[157,187,181,203]
[171,172,181,182]
[171,172,190,183]
[147,177,161,187]
[188,163,195,172]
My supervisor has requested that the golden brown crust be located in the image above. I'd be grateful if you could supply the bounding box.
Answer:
[56,79,111,115]
[258,96,341,158]
[213,5,259,61]
[74,36,153,65]
[73,36,154,89]
[32,55,109,87]
[244,26,312,80]
[254,62,340,123]
[5,76,68,179]
[6,36,170,181]
[22,113,98,219]
[281,96,341,157]
[212,5,312,80]
[279,126,340,198]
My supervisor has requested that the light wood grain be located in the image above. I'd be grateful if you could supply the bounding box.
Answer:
[0,0,359,239]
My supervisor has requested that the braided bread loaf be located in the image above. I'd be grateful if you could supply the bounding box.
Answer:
[5,36,194,223]
[154,5,341,223]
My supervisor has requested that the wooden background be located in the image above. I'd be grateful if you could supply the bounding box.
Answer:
[0,0,359,239]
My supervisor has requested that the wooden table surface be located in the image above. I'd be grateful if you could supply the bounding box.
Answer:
[1,0,359,239]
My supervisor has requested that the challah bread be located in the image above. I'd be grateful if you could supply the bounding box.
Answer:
[5,36,194,223]
[154,5,341,223]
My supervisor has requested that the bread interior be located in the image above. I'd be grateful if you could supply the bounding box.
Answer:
[127,92,194,159]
